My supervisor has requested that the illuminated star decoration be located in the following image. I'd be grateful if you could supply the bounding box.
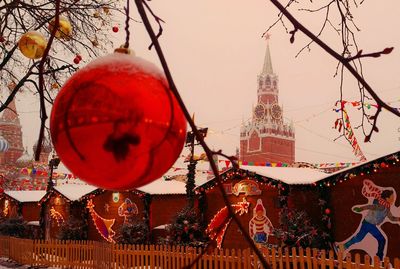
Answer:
[264,32,271,40]
[50,206,65,226]
[87,199,116,243]
[206,197,250,249]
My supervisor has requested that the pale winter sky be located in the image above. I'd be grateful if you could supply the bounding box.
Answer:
[16,0,400,165]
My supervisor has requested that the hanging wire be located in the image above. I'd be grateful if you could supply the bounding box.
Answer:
[124,0,130,48]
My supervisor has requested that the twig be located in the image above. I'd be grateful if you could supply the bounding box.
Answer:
[268,0,400,142]
[134,0,270,268]
[35,0,61,161]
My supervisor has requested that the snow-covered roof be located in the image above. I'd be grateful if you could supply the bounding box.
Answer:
[240,165,329,184]
[54,184,97,201]
[137,178,188,195]
[4,190,46,202]
[152,224,169,230]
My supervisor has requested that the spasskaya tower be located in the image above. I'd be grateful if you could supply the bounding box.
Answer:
[239,40,295,164]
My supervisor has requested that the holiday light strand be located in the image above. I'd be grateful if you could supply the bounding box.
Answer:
[86,199,115,243]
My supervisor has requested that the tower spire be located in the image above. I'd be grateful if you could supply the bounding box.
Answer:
[261,34,273,75]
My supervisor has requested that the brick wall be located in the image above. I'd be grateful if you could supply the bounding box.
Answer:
[241,136,295,163]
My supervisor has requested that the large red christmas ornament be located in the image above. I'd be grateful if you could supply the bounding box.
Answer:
[50,53,187,190]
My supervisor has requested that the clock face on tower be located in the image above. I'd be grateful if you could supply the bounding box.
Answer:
[254,104,266,120]
[271,103,282,120]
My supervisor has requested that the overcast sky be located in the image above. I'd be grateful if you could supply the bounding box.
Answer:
[17,0,400,164]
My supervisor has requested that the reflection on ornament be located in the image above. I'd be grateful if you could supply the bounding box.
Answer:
[104,203,110,212]
[206,198,250,249]
[18,31,47,59]
[48,16,72,41]
[50,53,187,190]
[87,199,115,243]
[118,198,138,223]
[50,206,65,226]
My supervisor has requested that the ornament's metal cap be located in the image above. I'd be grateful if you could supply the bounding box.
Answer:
[114,46,135,56]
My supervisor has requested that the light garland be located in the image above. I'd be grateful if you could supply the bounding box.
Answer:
[197,169,285,194]
[313,153,400,188]
[206,197,250,249]
[3,199,9,216]
[86,199,116,243]
[50,206,64,226]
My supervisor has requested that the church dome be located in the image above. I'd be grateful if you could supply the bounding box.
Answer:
[0,135,9,152]
[16,150,33,168]
[33,137,52,154]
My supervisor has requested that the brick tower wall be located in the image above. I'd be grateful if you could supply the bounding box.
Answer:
[240,136,295,164]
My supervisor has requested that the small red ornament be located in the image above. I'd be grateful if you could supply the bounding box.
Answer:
[324,208,331,215]
[50,53,186,190]
[112,26,119,33]
[76,54,82,61]
[380,162,386,168]
[73,57,80,64]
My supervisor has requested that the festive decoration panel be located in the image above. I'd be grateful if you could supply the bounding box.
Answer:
[50,206,65,227]
[249,199,273,244]
[336,180,400,261]
[206,198,250,249]
[87,199,116,243]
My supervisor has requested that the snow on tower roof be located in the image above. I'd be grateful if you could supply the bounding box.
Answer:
[4,190,46,202]
[54,184,98,201]
[240,165,328,184]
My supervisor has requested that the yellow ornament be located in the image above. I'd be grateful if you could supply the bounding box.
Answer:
[48,16,72,41]
[18,31,47,59]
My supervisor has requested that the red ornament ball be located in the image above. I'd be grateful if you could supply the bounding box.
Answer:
[324,208,331,215]
[73,57,80,64]
[112,26,119,33]
[76,54,82,61]
[50,53,187,190]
